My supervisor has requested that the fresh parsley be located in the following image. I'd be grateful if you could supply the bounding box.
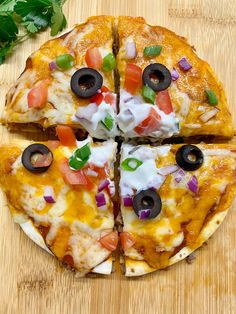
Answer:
[0,0,67,64]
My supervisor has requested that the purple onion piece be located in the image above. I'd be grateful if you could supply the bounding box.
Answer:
[123,196,133,207]
[178,57,192,71]
[138,209,151,220]
[157,165,179,176]
[174,169,185,183]
[49,61,58,71]
[98,179,110,192]
[95,192,106,207]
[43,186,56,203]
[171,67,180,81]
[187,175,198,193]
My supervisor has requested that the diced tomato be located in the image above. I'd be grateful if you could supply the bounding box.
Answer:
[124,63,142,94]
[90,93,103,105]
[134,107,161,135]
[101,86,109,93]
[55,125,77,147]
[85,47,102,69]
[90,163,107,179]
[104,93,115,105]
[59,159,90,186]
[46,140,60,151]
[120,232,135,251]
[155,90,173,114]
[99,231,118,251]
[27,80,48,109]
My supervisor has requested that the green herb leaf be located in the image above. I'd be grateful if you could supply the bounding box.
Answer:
[50,0,66,36]
[0,14,18,42]
[0,0,17,13]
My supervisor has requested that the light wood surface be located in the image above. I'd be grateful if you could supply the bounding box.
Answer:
[0,0,236,313]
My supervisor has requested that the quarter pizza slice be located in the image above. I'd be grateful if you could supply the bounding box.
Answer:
[2,16,119,139]
[0,134,117,276]
[119,142,236,276]
[117,16,233,139]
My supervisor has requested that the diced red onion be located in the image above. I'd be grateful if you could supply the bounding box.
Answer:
[86,168,98,177]
[178,57,192,71]
[187,175,198,193]
[75,103,98,120]
[98,179,110,192]
[199,108,219,122]
[157,165,179,176]
[43,186,56,203]
[174,169,185,183]
[108,181,115,197]
[171,68,179,81]
[95,192,106,207]
[123,196,133,207]
[126,42,137,59]
[49,61,58,71]
[138,209,151,220]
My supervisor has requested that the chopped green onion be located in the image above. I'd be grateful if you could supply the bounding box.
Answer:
[102,53,116,72]
[143,45,162,57]
[142,85,156,104]
[101,114,114,131]
[205,90,218,106]
[74,143,91,160]
[56,54,74,70]
[68,144,91,170]
[121,158,143,171]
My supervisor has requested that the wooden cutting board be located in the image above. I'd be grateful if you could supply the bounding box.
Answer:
[0,0,235,313]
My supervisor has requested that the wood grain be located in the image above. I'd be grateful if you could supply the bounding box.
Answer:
[0,0,236,313]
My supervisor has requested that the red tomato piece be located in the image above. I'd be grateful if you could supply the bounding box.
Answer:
[155,90,173,114]
[55,125,77,147]
[104,93,115,105]
[89,163,108,179]
[85,47,102,69]
[27,80,48,109]
[134,108,161,135]
[90,93,103,105]
[59,159,89,186]
[124,63,142,94]
[101,86,109,93]
[46,140,60,151]
[99,231,118,251]
[120,232,135,251]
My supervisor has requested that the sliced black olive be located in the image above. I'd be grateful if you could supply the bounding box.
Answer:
[142,63,172,92]
[70,68,103,98]
[133,189,162,220]
[21,144,53,173]
[175,145,204,171]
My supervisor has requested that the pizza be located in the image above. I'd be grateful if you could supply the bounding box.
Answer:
[2,16,234,140]
[119,143,236,276]
[0,131,117,276]
[0,16,235,277]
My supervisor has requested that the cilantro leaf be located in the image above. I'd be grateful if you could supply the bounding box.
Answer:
[0,14,18,41]
[22,10,50,33]
[0,0,17,13]
[50,0,66,36]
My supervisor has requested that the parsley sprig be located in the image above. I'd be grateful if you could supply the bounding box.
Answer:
[0,0,67,64]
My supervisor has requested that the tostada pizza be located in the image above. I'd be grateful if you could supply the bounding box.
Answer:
[0,130,118,276]
[117,16,233,139]
[2,16,234,141]
[119,142,236,276]
[2,16,119,139]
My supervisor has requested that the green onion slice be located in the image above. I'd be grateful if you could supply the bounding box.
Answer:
[102,53,116,72]
[142,85,156,104]
[121,158,143,171]
[69,144,91,170]
[205,89,218,106]
[101,114,114,131]
[143,45,162,57]
[56,54,74,70]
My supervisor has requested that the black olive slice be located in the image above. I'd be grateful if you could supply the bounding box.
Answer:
[142,63,172,92]
[175,145,204,171]
[70,68,103,98]
[21,144,53,173]
[133,189,162,220]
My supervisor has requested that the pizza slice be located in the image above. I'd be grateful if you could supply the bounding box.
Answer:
[119,142,236,276]
[116,16,233,139]
[0,131,118,276]
[2,16,119,139]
